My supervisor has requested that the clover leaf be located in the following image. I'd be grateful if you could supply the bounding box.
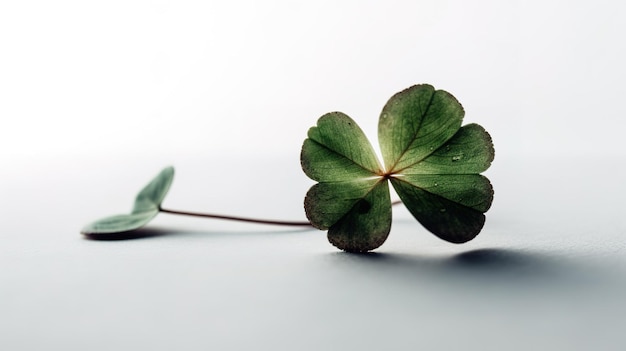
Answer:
[301,84,494,252]
[81,166,174,235]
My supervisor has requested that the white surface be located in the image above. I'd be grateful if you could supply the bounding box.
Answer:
[2,156,626,350]
[2,1,626,350]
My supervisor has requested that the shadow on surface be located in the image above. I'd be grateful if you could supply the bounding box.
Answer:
[338,247,550,268]
[82,227,175,241]
[451,248,545,269]
[82,226,314,241]
[326,248,606,288]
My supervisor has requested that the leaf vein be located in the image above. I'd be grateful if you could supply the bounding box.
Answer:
[388,89,436,173]
[308,138,380,175]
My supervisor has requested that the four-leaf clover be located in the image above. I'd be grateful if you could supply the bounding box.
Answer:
[301,84,494,252]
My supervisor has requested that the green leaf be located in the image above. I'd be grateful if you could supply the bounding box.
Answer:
[390,175,492,243]
[301,112,383,181]
[395,174,493,212]
[132,166,175,213]
[305,178,391,252]
[80,212,159,236]
[388,121,494,242]
[81,166,175,235]
[301,112,391,252]
[301,84,495,251]
[378,84,464,173]
[400,124,494,175]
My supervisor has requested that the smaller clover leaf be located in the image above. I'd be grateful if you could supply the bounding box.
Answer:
[301,84,495,252]
[132,166,175,213]
[80,212,160,236]
[81,166,175,235]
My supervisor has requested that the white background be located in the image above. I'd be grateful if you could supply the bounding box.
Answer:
[2,0,624,163]
[2,1,626,350]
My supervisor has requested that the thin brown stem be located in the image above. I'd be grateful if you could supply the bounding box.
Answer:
[159,208,312,226]
[159,200,403,227]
